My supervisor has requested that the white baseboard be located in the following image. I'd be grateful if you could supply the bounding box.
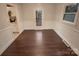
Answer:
[54,29,79,56]
[70,46,79,56]
[0,30,24,55]
[63,39,79,56]
[24,29,52,30]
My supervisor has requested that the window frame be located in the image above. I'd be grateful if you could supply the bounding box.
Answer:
[63,4,78,25]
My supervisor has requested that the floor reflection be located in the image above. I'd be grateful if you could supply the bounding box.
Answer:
[36,31,43,44]
[35,31,44,55]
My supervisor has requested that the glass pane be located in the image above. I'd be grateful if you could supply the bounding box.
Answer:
[63,14,75,22]
[36,10,42,26]
[65,4,78,13]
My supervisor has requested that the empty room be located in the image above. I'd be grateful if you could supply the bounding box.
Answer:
[0,3,79,56]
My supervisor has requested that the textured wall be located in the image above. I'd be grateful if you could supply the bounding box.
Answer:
[19,3,56,30]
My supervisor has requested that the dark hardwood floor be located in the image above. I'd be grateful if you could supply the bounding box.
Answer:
[1,29,77,56]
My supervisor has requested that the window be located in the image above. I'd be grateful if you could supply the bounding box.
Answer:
[63,3,78,24]
[36,10,42,26]
[63,14,75,22]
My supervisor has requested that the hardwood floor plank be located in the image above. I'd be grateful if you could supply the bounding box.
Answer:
[1,29,77,56]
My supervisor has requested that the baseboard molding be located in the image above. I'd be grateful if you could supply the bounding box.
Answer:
[70,46,79,56]
[0,30,24,55]
[26,28,51,30]
[54,29,79,56]
[63,39,79,56]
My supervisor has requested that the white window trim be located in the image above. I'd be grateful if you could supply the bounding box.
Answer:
[62,4,79,25]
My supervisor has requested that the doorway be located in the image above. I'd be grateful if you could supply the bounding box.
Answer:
[6,4,19,39]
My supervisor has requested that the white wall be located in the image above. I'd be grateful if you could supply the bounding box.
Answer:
[54,4,79,55]
[0,4,13,54]
[14,4,24,32]
[0,4,23,55]
[20,3,56,30]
